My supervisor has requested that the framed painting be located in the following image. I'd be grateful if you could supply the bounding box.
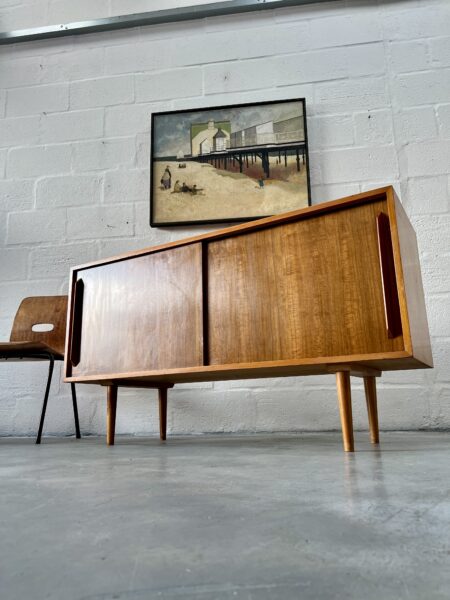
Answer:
[150,98,311,227]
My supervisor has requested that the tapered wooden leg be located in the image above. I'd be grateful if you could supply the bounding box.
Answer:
[364,376,379,444]
[336,371,354,452]
[159,387,167,441]
[106,385,117,446]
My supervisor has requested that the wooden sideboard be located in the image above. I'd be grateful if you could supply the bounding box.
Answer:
[64,186,432,451]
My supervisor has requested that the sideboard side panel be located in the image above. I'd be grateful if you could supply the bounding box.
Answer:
[389,190,433,367]
[71,243,203,376]
[207,200,405,365]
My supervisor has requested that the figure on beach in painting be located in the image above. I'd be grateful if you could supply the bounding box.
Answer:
[161,166,172,190]
[172,181,203,195]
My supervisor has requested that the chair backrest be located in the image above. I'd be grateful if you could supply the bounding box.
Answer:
[10,296,68,356]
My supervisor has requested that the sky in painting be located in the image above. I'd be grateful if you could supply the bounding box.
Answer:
[152,100,304,157]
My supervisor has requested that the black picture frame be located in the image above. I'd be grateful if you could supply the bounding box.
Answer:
[150,97,311,227]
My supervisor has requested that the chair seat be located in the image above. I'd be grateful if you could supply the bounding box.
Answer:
[1,295,80,443]
[0,341,64,360]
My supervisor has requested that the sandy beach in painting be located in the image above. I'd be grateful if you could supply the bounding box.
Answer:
[152,157,309,223]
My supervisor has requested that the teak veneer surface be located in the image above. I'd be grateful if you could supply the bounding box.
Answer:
[208,199,404,364]
[65,352,422,386]
[388,192,432,366]
[64,186,432,386]
[69,244,203,377]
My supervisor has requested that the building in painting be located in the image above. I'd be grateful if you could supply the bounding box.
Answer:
[230,115,304,149]
[193,112,306,179]
[190,119,231,156]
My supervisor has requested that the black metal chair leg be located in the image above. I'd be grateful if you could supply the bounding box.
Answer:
[36,355,54,444]
[71,383,81,439]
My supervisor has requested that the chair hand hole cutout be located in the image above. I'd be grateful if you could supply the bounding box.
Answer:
[32,323,54,332]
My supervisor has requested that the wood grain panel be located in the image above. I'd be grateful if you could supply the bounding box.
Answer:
[65,350,427,386]
[387,189,433,367]
[71,244,203,376]
[207,200,405,365]
[10,296,68,356]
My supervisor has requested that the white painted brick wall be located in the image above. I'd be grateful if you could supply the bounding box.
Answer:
[405,176,448,215]
[354,110,394,145]
[0,89,6,117]
[70,76,134,109]
[72,138,135,171]
[7,208,67,244]
[0,148,7,177]
[41,109,104,143]
[437,103,450,137]
[105,104,156,137]
[136,68,203,101]
[0,248,28,281]
[105,41,160,75]
[0,0,449,438]
[0,56,43,89]
[394,69,450,106]
[36,174,103,207]
[314,77,389,114]
[7,83,69,117]
[396,106,438,144]
[41,48,106,84]
[30,242,98,278]
[431,36,450,67]
[7,144,72,177]
[47,0,108,24]
[104,170,148,204]
[0,115,41,147]
[404,140,450,177]
[0,179,34,211]
[66,204,134,240]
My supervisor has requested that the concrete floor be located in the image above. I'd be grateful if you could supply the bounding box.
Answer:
[0,433,449,600]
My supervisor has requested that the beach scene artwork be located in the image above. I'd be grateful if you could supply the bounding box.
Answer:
[150,99,310,226]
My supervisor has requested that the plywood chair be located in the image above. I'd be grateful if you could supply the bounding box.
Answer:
[0,296,81,444]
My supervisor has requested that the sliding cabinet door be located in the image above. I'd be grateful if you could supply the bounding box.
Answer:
[207,200,405,365]
[70,243,203,377]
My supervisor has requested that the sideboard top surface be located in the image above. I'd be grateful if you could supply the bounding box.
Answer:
[71,186,394,273]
